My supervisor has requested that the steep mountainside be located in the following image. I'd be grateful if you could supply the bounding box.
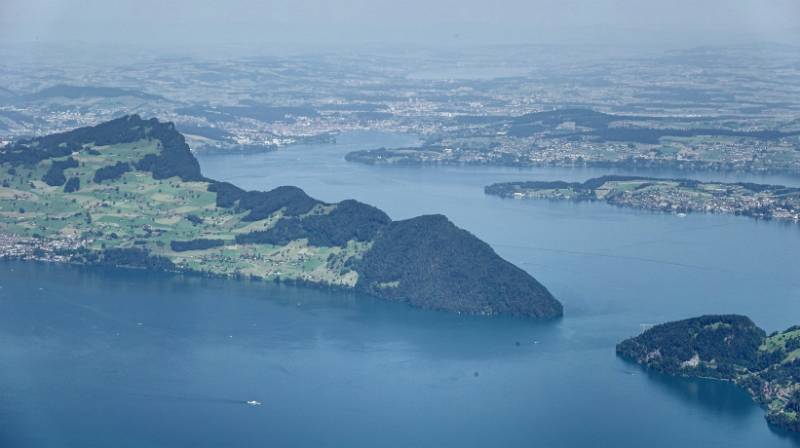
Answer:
[353,214,561,318]
[618,315,800,432]
[0,115,561,318]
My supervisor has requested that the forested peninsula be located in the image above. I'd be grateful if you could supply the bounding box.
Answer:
[618,315,800,432]
[0,115,562,318]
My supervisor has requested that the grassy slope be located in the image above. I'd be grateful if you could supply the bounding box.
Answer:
[0,137,363,286]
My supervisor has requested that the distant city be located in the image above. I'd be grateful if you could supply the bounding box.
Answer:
[2,44,799,175]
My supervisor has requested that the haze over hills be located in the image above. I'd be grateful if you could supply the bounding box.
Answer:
[0,114,562,318]
[20,85,166,102]
[2,44,798,169]
[346,107,800,172]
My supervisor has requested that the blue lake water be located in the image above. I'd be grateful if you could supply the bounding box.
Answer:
[1,131,800,447]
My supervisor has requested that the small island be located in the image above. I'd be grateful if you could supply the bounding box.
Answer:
[485,175,800,223]
[617,315,800,432]
[0,115,562,319]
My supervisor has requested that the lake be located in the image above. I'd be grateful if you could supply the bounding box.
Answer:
[1,131,799,447]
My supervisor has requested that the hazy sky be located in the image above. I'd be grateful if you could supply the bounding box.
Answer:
[1,0,798,48]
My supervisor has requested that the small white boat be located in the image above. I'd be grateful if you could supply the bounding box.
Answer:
[246,400,262,406]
